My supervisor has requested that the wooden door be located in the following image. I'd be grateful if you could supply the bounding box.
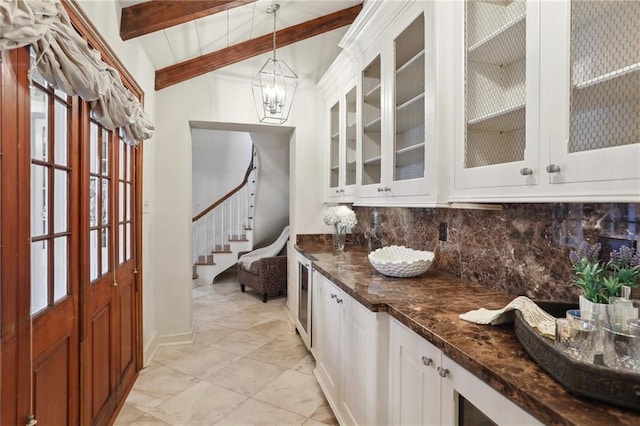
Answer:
[113,132,138,402]
[28,48,81,425]
[82,120,139,425]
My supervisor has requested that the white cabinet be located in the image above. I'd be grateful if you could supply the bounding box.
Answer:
[312,271,387,425]
[390,319,542,426]
[452,0,640,201]
[544,0,640,192]
[390,317,442,425]
[356,2,438,204]
[327,77,358,201]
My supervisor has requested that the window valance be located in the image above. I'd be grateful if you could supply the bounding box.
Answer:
[0,0,153,145]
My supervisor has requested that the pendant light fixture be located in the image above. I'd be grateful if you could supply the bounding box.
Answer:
[252,3,298,124]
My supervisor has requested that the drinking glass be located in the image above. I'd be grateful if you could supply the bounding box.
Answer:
[555,318,597,363]
[603,324,640,373]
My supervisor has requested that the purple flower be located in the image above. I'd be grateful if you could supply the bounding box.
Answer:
[569,241,601,266]
[610,245,640,269]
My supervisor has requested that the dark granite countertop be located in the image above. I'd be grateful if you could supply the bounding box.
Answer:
[295,242,640,426]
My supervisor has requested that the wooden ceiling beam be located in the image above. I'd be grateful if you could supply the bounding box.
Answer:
[155,4,363,90]
[120,0,256,41]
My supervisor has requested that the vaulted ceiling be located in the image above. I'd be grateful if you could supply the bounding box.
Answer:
[117,0,363,90]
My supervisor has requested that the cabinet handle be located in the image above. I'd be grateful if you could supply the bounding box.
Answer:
[383,187,391,192]
[335,189,340,194]
[546,164,561,174]
[520,167,533,176]
[377,187,384,192]
[340,189,345,193]
[336,298,343,304]
[421,356,432,366]
[331,293,337,299]
[437,367,449,378]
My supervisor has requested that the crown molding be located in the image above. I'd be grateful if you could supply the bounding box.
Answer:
[338,0,415,61]
[317,51,356,96]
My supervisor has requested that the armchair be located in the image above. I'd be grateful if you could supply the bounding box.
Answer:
[237,246,287,303]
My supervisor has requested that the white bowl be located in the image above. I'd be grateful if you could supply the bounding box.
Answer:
[368,245,435,278]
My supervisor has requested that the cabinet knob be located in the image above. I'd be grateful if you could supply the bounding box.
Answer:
[336,298,343,304]
[331,293,337,299]
[546,164,561,174]
[520,167,533,176]
[437,367,449,378]
[335,189,340,194]
[377,187,384,192]
[340,189,345,193]
[383,187,391,192]
[421,356,432,366]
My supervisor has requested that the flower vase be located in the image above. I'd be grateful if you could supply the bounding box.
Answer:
[332,223,347,252]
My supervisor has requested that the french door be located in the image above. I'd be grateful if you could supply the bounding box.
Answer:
[82,119,138,425]
[1,46,142,425]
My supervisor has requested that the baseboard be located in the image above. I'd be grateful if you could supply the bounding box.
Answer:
[142,320,198,367]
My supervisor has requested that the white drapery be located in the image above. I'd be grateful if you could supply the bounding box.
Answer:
[0,0,153,145]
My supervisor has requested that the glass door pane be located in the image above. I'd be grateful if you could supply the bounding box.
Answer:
[361,55,382,185]
[345,87,357,186]
[464,0,527,168]
[30,54,71,313]
[88,121,112,281]
[569,0,639,154]
[329,101,340,189]
[394,13,425,182]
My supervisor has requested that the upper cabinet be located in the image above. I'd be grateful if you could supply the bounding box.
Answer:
[356,2,441,204]
[320,0,638,205]
[545,0,640,193]
[452,0,640,201]
[361,52,383,192]
[455,0,539,190]
[326,76,358,201]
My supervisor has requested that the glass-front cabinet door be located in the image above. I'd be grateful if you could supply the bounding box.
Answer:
[327,79,357,200]
[360,53,383,196]
[546,0,640,187]
[454,0,540,190]
[345,86,357,188]
[328,99,341,195]
[389,9,430,197]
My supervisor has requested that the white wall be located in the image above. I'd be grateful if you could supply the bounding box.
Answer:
[191,129,253,217]
[251,132,290,247]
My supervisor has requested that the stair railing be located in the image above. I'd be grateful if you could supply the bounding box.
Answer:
[192,147,257,265]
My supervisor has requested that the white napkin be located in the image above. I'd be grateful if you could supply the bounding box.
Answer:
[459,296,556,339]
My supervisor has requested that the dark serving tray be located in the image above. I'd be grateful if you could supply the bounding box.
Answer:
[513,301,640,412]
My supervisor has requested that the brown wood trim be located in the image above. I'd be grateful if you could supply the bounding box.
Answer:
[120,0,257,41]
[134,142,143,372]
[192,156,254,222]
[156,3,363,90]
[63,0,144,98]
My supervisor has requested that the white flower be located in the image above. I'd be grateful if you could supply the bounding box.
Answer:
[324,205,357,228]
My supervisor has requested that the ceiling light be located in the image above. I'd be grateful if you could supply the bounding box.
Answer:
[252,3,298,124]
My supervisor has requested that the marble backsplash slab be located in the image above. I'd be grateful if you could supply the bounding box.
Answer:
[301,203,639,302]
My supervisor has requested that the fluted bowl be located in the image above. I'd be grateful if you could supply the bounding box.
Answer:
[368,245,435,278]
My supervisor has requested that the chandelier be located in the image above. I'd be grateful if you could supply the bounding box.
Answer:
[252,3,298,124]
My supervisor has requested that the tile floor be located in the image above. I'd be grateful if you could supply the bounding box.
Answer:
[115,270,337,426]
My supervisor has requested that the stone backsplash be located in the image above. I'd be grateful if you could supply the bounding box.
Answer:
[342,203,640,302]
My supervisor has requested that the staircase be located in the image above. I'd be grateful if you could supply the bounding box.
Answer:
[192,148,258,285]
